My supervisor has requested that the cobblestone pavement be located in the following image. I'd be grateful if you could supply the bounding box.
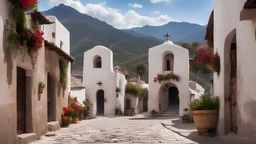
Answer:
[32,115,197,144]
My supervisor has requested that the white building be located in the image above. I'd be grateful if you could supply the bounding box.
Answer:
[43,16,71,92]
[189,81,205,100]
[83,46,127,117]
[148,40,190,117]
[208,0,256,140]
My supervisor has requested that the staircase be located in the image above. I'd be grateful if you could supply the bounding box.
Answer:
[159,108,179,117]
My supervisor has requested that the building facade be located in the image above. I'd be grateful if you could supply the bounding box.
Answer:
[0,1,74,143]
[83,46,127,117]
[210,0,256,140]
[148,40,190,116]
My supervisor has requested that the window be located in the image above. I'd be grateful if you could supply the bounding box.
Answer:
[94,56,102,68]
[164,53,174,71]
[52,32,55,38]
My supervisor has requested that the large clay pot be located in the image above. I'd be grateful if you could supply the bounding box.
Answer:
[72,117,79,124]
[192,110,217,134]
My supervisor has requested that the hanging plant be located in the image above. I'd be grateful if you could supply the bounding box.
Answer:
[20,28,44,50]
[59,59,67,89]
[154,72,180,84]
[38,82,45,93]
[116,87,121,93]
[212,52,220,75]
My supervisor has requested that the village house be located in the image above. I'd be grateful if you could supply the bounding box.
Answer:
[148,35,190,117]
[83,45,127,117]
[0,0,74,143]
[206,0,256,140]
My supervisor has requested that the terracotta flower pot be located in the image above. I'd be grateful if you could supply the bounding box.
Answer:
[62,119,69,127]
[72,117,79,124]
[192,110,217,134]
[39,87,44,93]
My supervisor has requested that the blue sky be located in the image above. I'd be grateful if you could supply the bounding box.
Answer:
[38,0,213,29]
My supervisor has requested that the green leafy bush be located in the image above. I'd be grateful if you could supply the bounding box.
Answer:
[189,95,219,111]
[59,59,67,89]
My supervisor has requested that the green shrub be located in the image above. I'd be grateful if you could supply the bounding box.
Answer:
[189,95,219,111]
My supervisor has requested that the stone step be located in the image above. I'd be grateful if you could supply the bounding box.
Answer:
[47,121,60,131]
[17,133,37,144]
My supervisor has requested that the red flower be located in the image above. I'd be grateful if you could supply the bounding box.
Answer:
[62,106,68,114]
[154,77,157,83]
[20,0,38,8]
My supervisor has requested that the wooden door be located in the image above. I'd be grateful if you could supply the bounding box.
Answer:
[17,67,26,134]
[97,90,104,115]
[126,99,131,109]
[230,43,237,133]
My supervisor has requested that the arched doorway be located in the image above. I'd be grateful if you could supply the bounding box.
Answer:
[230,36,237,133]
[96,90,104,115]
[224,29,237,134]
[158,82,179,112]
[168,86,179,108]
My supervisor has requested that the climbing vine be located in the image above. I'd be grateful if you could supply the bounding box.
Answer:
[59,59,67,89]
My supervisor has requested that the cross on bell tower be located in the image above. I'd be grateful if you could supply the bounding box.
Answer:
[164,33,170,41]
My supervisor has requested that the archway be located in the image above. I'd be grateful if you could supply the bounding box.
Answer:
[94,56,102,68]
[158,82,179,112]
[96,90,104,115]
[224,29,237,134]
[163,52,174,71]
[168,86,179,109]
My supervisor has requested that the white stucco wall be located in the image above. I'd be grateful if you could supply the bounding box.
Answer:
[71,88,86,104]
[83,46,117,117]
[43,16,71,92]
[116,72,127,113]
[148,41,190,116]
[214,0,256,139]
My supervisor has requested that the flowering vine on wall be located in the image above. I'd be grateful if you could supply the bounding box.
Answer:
[192,46,220,75]
[154,72,180,84]
[7,0,45,68]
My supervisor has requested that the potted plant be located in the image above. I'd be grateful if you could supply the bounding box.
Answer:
[116,108,123,116]
[68,116,72,124]
[72,112,79,124]
[189,95,219,135]
[151,110,159,117]
[83,99,90,119]
[61,115,69,127]
[38,82,45,93]
[131,108,136,116]
[182,115,189,123]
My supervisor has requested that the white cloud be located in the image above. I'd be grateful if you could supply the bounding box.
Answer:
[150,10,161,15]
[150,0,171,4]
[48,0,172,29]
[128,3,143,8]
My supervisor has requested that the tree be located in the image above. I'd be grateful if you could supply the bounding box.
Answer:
[179,42,191,49]
[136,64,147,81]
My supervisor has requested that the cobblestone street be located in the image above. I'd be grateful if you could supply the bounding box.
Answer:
[32,115,196,144]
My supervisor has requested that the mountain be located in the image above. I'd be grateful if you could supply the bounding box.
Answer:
[43,4,163,74]
[128,22,206,43]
